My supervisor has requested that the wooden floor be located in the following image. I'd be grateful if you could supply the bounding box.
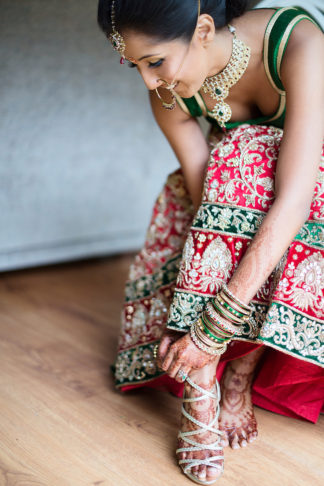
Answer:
[0,255,323,486]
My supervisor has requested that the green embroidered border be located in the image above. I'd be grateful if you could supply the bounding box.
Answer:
[125,254,181,302]
[192,204,323,249]
[193,203,264,238]
[260,301,324,365]
[294,221,324,249]
[167,289,267,337]
[167,290,323,366]
[115,341,163,387]
[115,299,323,388]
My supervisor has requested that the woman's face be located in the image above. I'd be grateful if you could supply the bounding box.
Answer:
[122,29,210,98]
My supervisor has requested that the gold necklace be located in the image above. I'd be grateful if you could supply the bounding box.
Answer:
[201,25,251,128]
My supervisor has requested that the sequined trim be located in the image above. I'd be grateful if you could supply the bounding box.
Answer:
[261,302,324,364]
[115,342,163,386]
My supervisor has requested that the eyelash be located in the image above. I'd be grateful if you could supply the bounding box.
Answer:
[149,59,164,68]
[127,59,164,69]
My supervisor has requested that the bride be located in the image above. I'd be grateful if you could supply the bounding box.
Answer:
[98,1,324,484]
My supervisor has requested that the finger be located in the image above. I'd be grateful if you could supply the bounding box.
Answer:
[158,335,173,361]
[161,349,175,372]
[174,366,191,383]
[168,362,182,380]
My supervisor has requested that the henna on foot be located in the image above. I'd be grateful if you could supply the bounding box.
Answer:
[177,363,224,483]
[219,347,264,449]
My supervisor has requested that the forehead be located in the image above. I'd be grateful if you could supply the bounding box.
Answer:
[122,30,187,59]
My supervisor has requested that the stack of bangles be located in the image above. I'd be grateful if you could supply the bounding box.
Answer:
[190,283,252,356]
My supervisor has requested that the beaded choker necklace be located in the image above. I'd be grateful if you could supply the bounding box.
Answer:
[201,25,251,128]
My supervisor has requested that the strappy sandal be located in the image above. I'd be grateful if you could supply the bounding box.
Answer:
[176,376,224,485]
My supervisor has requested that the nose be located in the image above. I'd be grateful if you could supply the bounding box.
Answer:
[139,69,164,91]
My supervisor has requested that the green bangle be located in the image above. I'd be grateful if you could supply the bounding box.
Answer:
[204,325,226,343]
[203,323,230,343]
[213,299,243,325]
[203,312,233,338]
[201,315,229,342]
[215,295,245,320]
[220,299,245,319]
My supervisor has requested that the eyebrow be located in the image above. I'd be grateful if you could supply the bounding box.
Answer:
[138,53,161,61]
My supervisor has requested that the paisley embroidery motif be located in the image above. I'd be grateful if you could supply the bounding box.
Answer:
[260,303,324,364]
[177,235,233,293]
[278,252,324,316]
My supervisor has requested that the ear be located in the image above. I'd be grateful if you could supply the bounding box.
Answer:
[194,14,215,47]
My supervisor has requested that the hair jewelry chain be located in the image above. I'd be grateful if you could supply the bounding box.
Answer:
[109,0,126,63]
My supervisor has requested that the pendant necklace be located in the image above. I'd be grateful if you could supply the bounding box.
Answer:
[201,25,251,128]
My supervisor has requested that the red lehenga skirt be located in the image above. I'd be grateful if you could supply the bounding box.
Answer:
[114,124,324,423]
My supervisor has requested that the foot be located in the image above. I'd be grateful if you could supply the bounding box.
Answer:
[219,347,264,449]
[177,365,224,484]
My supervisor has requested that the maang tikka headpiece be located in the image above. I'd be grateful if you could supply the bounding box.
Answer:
[109,0,126,64]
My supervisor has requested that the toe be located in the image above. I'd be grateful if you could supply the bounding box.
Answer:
[238,430,247,448]
[230,433,240,450]
[247,432,255,443]
[206,463,223,481]
[219,428,229,447]
[198,465,207,481]
[191,464,199,475]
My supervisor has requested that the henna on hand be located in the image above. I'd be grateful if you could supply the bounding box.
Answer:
[161,333,216,380]
[156,329,183,369]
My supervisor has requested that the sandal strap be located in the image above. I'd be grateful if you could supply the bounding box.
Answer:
[179,456,224,470]
[176,376,224,476]
[180,406,221,435]
[185,376,219,400]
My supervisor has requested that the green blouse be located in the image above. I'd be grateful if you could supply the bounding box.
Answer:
[175,7,321,130]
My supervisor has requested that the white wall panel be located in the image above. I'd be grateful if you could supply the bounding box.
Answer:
[0,0,178,271]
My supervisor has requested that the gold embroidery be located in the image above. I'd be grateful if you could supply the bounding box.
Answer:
[279,252,324,314]
[177,235,233,293]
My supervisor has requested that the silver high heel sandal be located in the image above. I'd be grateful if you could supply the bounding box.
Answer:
[176,376,224,485]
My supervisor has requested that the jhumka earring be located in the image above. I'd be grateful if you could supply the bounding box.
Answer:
[109,0,126,64]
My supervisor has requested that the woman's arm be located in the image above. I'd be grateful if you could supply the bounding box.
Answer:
[149,89,210,212]
[228,20,324,302]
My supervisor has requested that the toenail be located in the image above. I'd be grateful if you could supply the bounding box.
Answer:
[241,440,247,447]
[232,443,240,450]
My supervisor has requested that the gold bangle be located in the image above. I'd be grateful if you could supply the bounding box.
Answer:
[222,284,252,312]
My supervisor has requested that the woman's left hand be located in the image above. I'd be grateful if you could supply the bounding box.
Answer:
[160,332,217,382]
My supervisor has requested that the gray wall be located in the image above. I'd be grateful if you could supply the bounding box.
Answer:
[0,0,178,271]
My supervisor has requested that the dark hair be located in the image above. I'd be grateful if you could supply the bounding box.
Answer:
[97,0,248,43]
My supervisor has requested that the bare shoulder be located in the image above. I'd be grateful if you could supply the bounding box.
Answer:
[283,15,324,57]
[281,17,324,82]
